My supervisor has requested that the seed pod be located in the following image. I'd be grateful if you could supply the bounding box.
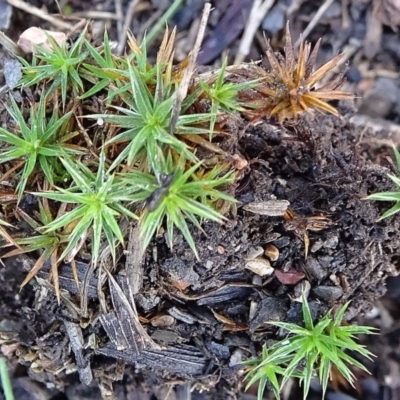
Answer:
[264,244,279,261]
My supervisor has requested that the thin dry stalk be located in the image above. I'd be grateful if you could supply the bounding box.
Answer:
[0,31,23,56]
[115,0,123,37]
[294,0,335,47]
[169,2,211,133]
[116,0,140,55]
[70,11,120,20]
[7,0,73,30]
[234,0,275,64]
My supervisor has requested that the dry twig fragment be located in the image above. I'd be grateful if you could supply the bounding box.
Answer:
[243,200,290,216]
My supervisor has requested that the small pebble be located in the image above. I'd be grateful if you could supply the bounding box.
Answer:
[229,348,243,367]
[249,297,288,331]
[358,77,398,118]
[324,235,339,249]
[304,258,327,281]
[206,341,230,359]
[4,60,22,88]
[313,285,343,301]
[275,268,305,285]
[246,257,274,277]
[247,246,264,260]
[0,0,12,29]
[293,280,311,301]
[17,27,67,54]
[205,260,214,270]
[252,275,262,286]
[262,3,286,34]
[151,315,175,328]
[346,66,362,83]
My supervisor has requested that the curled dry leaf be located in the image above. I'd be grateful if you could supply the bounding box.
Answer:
[231,154,248,170]
[17,27,67,54]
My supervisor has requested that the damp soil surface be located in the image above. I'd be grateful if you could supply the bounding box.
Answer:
[2,1,400,400]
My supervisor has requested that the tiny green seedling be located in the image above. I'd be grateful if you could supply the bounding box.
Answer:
[18,28,88,106]
[199,57,258,138]
[33,151,139,265]
[0,95,80,202]
[90,61,211,172]
[242,344,302,400]
[365,145,400,220]
[243,294,377,400]
[122,153,235,259]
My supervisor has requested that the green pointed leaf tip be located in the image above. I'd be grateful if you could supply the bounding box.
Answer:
[365,145,400,220]
[242,295,378,400]
[17,27,88,106]
[198,56,259,138]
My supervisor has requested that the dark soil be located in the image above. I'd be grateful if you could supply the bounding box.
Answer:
[2,1,400,400]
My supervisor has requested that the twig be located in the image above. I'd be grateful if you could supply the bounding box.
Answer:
[114,0,123,37]
[80,261,94,317]
[116,0,140,55]
[287,0,306,16]
[7,0,73,30]
[294,0,335,48]
[0,31,23,56]
[169,2,211,134]
[341,0,351,29]
[65,19,89,40]
[70,11,121,20]
[137,8,163,42]
[125,224,144,295]
[145,0,184,47]
[234,0,275,64]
